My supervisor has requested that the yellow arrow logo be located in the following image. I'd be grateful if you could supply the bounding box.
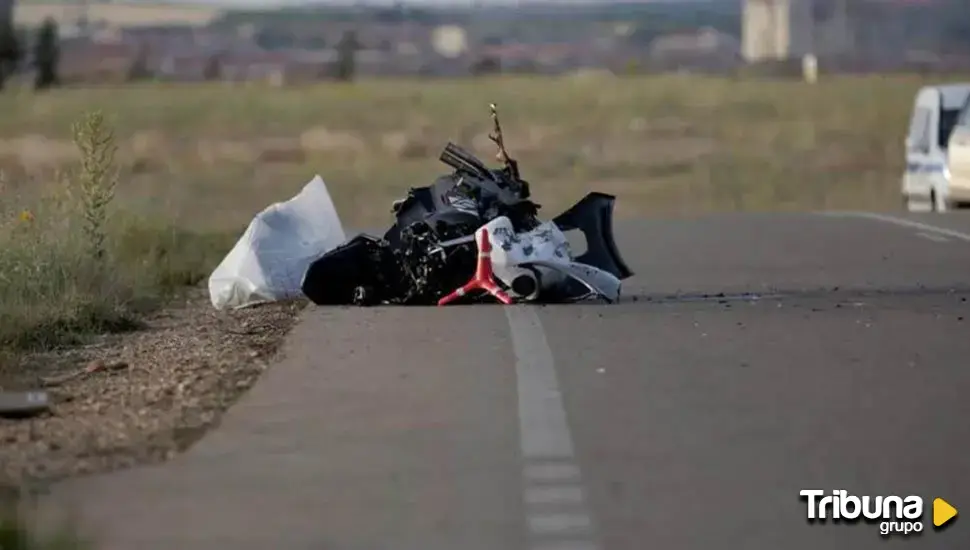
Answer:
[933,498,958,527]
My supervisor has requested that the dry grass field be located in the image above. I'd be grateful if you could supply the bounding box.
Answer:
[0,73,956,350]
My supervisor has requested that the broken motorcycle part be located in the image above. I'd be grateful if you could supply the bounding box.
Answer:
[301,104,631,306]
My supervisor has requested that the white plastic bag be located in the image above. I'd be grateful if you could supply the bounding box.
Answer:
[208,175,346,310]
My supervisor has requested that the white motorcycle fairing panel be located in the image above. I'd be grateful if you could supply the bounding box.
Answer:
[481,216,622,303]
[521,259,622,303]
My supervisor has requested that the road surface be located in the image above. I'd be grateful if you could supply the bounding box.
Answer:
[48,211,970,550]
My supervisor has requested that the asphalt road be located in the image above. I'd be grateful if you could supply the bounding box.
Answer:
[48,211,970,550]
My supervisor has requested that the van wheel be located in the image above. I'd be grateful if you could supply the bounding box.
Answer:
[931,189,949,213]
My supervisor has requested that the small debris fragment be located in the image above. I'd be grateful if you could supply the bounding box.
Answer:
[0,391,50,419]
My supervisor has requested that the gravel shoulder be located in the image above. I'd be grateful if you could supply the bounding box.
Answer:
[0,288,304,489]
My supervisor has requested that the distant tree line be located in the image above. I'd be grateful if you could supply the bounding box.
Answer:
[210,1,742,47]
[0,16,60,91]
[208,0,970,57]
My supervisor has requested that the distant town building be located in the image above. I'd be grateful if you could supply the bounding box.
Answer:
[431,25,467,59]
[650,27,743,72]
[742,0,854,61]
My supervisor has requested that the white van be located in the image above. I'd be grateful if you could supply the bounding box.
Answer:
[902,83,970,212]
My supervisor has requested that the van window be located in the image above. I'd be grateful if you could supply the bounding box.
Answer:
[939,108,961,148]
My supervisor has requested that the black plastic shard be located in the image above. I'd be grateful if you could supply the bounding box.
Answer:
[552,192,634,280]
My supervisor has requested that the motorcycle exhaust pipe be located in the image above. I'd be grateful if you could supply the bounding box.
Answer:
[509,268,540,301]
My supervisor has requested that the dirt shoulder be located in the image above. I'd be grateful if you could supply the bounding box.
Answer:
[0,288,304,488]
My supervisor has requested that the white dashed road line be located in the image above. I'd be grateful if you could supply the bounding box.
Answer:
[523,463,582,482]
[505,306,602,550]
[524,486,586,506]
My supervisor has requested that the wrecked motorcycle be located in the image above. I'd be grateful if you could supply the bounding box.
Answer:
[300,104,632,306]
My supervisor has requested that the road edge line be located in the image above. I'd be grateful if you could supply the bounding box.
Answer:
[817,212,970,242]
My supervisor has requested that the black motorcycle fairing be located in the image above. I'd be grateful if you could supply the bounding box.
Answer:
[552,192,634,280]
[301,234,404,306]
[383,169,540,248]
[383,175,458,248]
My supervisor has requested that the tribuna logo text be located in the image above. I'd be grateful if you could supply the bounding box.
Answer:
[800,489,924,536]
